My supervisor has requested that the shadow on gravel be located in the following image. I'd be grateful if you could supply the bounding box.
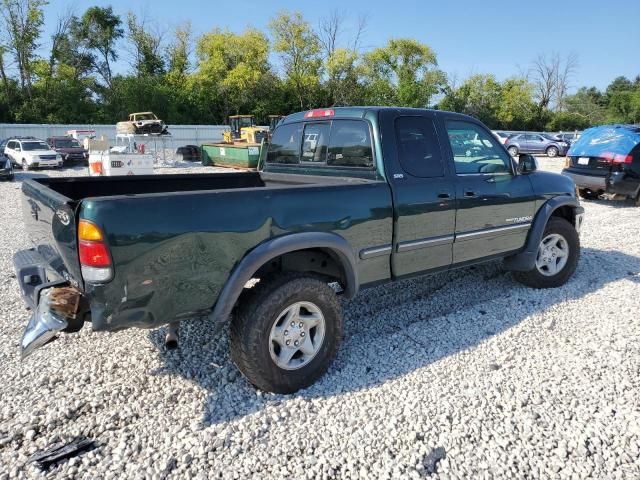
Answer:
[148,247,640,426]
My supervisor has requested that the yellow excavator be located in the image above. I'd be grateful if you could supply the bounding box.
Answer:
[222,115,269,144]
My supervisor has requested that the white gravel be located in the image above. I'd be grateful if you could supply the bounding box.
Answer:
[1,159,639,479]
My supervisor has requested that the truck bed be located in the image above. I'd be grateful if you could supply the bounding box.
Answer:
[34,171,374,201]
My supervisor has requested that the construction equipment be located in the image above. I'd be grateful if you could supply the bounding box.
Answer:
[222,115,268,144]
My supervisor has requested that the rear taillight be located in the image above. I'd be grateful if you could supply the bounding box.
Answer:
[613,154,633,164]
[78,219,112,282]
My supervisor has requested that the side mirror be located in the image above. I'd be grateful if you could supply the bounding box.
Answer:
[517,154,538,174]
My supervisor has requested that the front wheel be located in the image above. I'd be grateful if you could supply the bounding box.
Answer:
[230,273,343,393]
[512,217,579,288]
[22,160,29,171]
[546,146,559,157]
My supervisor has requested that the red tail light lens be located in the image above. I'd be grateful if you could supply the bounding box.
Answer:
[613,154,633,164]
[78,219,112,282]
[79,240,111,267]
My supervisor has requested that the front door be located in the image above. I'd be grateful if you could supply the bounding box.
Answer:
[440,118,536,264]
[380,112,456,277]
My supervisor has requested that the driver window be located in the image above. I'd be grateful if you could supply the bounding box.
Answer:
[445,121,512,175]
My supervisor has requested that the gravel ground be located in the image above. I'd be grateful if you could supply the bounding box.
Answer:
[1,158,639,479]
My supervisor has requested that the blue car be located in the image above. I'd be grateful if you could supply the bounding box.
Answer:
[562,124,640,205]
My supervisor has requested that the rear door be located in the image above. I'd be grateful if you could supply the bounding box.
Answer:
[440,118,536,264]
[527,134,546,153]
[380,111,456,277]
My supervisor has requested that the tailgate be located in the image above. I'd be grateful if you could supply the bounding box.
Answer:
[20,179,82,291]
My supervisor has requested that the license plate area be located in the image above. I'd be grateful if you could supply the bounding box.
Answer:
[578,157,590,165]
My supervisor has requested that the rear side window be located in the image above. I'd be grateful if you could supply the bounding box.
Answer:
[394,116,444,178]
[267,123,303,164]
[267,120,374,169]
[327,120,373,168]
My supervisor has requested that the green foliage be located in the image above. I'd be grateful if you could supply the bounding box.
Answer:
[269,11,322,109]
[364,38,446,108]
[0,5,637,130]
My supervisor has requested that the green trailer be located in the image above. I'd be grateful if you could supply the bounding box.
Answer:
[201,142,262,169]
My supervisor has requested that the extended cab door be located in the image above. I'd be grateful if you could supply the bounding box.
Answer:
[380,111,456,277]
[440,117,536,264]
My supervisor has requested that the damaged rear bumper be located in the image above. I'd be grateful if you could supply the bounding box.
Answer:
[14,249,83,358]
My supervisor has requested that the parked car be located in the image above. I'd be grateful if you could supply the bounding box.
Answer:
[0,154,13,181]
[1,137,36,166]
[555,132,582,145]
[4,138,62,170]
[116,111,168,135]
[14,107,584,393]
[492,131,511,144]
[47,136,89,165]
[562,124,640,205]
[505,133,569,158]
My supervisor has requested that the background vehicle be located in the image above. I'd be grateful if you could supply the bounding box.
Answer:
[47,136,89,165]
[116,112,168,135]
[0,154,13,180]
[563,124,640,205]
[4,138,62,170]
[492,130,511,144]
[222,115,269,144]
[14,107,583,393]
[555,132,581,145]
[505,133,569,157]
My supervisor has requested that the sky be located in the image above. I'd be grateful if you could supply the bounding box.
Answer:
[40,0,640,91]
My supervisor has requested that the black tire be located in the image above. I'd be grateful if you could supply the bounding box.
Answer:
[512,217,579,289]
[546,146,559,157]
[634,192,640,207]
[508,146,518,157]
[7,174,14,181]
[578,188,599,200]
[22,159,29,171]
[230,273,343,393]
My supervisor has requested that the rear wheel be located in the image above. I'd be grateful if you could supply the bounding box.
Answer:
[512,217,579,288]
[508,146,518,157]
[230,273,343,393]
[546,146,559,157]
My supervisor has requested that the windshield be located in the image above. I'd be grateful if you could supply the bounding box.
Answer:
[54,138,81,148]
[135,113,156,120]
[22,141,50,151]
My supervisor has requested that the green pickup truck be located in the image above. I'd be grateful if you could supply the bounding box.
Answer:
[14,107,584,393]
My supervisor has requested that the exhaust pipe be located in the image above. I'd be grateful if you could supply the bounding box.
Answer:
[165,322,180,349]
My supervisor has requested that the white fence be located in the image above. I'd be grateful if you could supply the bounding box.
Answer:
[0,124,227,146]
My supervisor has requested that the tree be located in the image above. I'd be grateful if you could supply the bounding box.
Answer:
[71,6,124,88]
[269,11,322,109]
[529,52,578,111]
[363,38,446,108]
[565,87,606,125]
[440,74,502,126]
[497,78,537,130]
[126,12,165,77]
[194,28,271,121]
[0,0,47,96]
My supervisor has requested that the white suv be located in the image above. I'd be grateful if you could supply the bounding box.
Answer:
[4,138,63,170]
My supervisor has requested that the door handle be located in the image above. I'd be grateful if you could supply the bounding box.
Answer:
[437,192,451,199]
[464,191,478,198]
